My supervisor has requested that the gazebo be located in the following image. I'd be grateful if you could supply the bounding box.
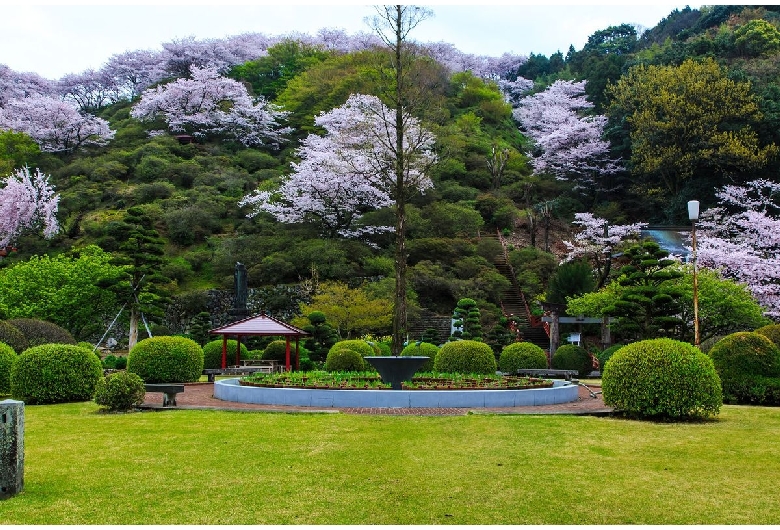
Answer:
[209,313,309,371]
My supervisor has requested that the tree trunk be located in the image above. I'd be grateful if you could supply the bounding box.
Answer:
[128,306,139,351]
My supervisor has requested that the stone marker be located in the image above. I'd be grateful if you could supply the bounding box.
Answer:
[0,400,24,499]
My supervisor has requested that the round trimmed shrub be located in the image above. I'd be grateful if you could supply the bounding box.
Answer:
[708,331,780,404]
[597,344,624,372]
[127,336,203,383]
[602,338,722,419]
[0,341,16,394]
[551,344,593,377]
[0,321,28,354]
[401,342,439,372]
[94,371,146,412]
[376,342,392,356]
[325,340,375,369]
[324,347,365,372]
[202,339,249,369]
[499,342,548,373]
[262,340,310,368]
[7,318,76,349]
[433,340,497,375]
[10,344,103,404]
[754,324,780,347]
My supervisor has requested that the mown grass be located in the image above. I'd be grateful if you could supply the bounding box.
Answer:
[3,403,780,524]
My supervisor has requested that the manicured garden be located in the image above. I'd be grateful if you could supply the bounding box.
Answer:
[2,402,780,524]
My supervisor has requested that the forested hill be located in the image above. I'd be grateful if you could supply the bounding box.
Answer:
[1,5,779,342]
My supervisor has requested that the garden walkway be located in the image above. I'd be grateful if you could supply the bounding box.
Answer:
[142,382,612,416]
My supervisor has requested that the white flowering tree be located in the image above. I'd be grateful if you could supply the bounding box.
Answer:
[0,166,59,247]
[697,179,780,318]
[130,65,289,147]
[240,93,435,238]
[0,95,114,153]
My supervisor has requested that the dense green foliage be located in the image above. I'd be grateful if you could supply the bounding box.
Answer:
[755,324,780,346]
[433,340,497,375]
[202,339,249,369]
[324,347,365,372]
[400,341,439,372]
[10,344,103,404]
[127,336,204,383]
[708,332,780,404]
[0,341,16,394]
[551,344,593,377]
[597,344,624,372]
[499,342,549,373]
[602,338,722,419]
[0,321,27,354]
[7,318,76,349]
[94,371,146,412]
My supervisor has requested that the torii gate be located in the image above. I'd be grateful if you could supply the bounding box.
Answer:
[541,312,615,356]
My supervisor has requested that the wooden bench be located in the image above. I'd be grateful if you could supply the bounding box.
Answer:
[515,369,578,381]
[144,384,185,407]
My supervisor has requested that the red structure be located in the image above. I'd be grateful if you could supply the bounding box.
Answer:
[208,313,309,371]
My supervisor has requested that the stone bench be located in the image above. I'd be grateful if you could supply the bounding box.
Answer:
[144,384,185,407]
[515,369,578,381]
[202,366,274,382]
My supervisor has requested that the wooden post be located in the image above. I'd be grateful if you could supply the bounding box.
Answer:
[601,316,612,350]
[285,337,291,372]
[221,335,227,369]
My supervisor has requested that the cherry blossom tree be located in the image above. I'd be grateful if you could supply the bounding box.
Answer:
[0,95,114,152]
[514,80,621,192]
[130,66,289,147]
[0,64,56,106]
[697,179,780,318]
[240,93,435,238]
[99,49,169,100]
[562,212,647,288]
[58,69,116,112]
[0,166,59,246]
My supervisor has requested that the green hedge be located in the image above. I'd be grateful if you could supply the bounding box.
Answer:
[324,348,365,372]
[0,341,16,394]
[597,344,624,372]
[602,338,722,420]
[7,318,76,349]
[127,336,204,383]
[499,342,548,373]
[754,324,780,347]
[401,342,439,372]
[708,331,780,404]
[551,344,593,377]
[94,371,146,412]
[10,344,103,404]
[433,340,497,375]
[202,339,249,369]
[0,321,28,354]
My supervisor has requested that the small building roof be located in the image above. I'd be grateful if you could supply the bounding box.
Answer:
[209,313,309,337]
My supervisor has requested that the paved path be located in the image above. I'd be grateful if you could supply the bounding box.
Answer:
[142,382,613,416]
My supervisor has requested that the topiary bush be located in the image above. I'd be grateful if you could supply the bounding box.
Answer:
[94,371,146,412]
[433,340,497,375]
[10,344,103,404]
[326,340,375,368]
[324,347,365,372]
[499,342,548,373]
[127,336,204,383]
[401,342,439,372]
[202,339,250,369]
[0,321,28,354]
[754,324,780,347]
[114,356,127,370]
[551,344,593,377]
[7,318,77,349]
[602,338,722,419]
[0,341,16,394]
[708,331,780,404]
[597,344,625,372]
[262,339,310,368]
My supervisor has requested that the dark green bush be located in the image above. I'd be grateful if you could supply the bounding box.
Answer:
[7,318,77,349]
[102,354,118,369]
[262,339,309,367]
[433,340,497,375]
[10,344,103,404]
[94,371,146,412]
[602,338,722,419]
[0,322,27,354]
[401,342,439,372]
[708,332,780,404]
[0,341,16,394]
[754,324,780,347]
[324,347,365,372]
[551,344,593,377]
[597,344,624,372]
[115,356,127,370]
[499,342,548,373]
[202,339,249,369]
[127,336,203,383]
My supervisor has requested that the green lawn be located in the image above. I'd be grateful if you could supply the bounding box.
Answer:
[3,403,780,524]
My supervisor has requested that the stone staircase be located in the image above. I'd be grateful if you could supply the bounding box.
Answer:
[406,309,453,345]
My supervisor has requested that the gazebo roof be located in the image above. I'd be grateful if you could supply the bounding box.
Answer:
[209,313,309,337]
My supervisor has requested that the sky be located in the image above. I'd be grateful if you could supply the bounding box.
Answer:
[0,2,700,80]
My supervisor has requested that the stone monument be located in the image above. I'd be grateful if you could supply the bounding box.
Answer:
[228,262,250,321]
[0,400,24,499]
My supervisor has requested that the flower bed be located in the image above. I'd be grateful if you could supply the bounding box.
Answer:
[239,371,553,390]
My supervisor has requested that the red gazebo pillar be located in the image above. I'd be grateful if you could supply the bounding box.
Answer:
[221,335,227,369]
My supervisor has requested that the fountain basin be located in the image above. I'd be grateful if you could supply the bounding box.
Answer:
[364,356,429,390]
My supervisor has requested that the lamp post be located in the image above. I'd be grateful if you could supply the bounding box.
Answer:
[688,200,700,348]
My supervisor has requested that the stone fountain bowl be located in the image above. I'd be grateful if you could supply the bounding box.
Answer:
[364,356,430,390]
